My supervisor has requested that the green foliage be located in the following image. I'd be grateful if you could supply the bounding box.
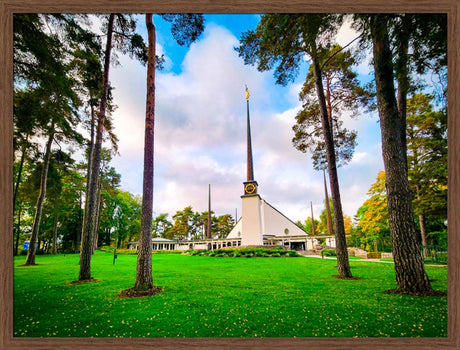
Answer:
[99,246,138,255]
[321,248,336,257]
[406,94,447,223]
[152,213,172,238]
[186,247,301,258]
[318,197,335,235]
[354,171,391,252]
[427,229,447,251]
[302,217,320,235]
[292,45,374,170]
[99,245,114,253]
[153,250,183,255]
[163,206,235,241]
[236,14,343,86]
[159,14,205,47]
[13,252,447,337]
[355,93,447,252]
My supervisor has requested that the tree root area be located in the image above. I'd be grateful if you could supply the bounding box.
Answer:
[384,288,447,297]
[67,278,100,285]
[120,286,163,298]
[333,275,362,280]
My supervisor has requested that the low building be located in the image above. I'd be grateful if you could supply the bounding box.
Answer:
[128,237,177,251]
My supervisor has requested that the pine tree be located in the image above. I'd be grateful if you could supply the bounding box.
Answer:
[366,14,433,294]
[237,14,353,278]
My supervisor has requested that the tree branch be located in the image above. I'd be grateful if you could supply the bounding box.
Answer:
[321,33,364,70]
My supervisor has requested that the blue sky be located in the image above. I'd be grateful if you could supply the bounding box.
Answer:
[106,14,384,224]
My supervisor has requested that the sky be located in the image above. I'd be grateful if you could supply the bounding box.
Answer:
[105,14,384,224]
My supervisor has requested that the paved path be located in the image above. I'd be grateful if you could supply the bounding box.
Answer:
[301,254,447,267]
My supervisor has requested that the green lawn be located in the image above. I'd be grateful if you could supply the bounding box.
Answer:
[13,251,447,338]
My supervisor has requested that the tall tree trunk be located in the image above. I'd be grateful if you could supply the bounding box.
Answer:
[134,13,156,291]
[310,201,316,235]
[52,211,59,254]
[15,207,22,256]
[25,127,54,265]
[79,13,114,281]
[76,189,82,253]
[323,170,333,236]
[81,101,96,255]
[415,184,428,257]
[369,14,432,293]
[396,16,410,173]
[312,54,352,278]
[13,134,29,212]
[91,179,102,254]
[325,74,333,129]
[419,214,427,243]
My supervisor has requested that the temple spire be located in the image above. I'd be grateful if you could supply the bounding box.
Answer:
[246,85,254,182]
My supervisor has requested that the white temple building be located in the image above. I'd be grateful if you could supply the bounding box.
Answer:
[128,88,337,252]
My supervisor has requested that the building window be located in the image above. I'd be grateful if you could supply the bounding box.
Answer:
[284,228,289,235]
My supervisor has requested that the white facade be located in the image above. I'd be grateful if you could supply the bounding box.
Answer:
[240,194,264,245]
[228,196,309,241]
[260,199,309,237]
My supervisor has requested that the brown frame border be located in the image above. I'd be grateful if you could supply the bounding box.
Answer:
[1,1,458,349]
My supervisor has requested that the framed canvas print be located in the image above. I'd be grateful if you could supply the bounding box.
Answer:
[0,0,458,349]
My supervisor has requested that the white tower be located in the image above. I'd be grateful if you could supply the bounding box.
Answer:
[240,86,263,246]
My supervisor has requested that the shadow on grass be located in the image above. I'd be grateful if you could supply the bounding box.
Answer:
[333,275,363,280]
[384,288,447,297]
[119,286,163,298]
[67,279,100,285]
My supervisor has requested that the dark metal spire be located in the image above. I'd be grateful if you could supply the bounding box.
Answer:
[246,85,254,182]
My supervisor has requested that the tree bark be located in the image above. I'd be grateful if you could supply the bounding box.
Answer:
[52,211,59,254]
[415,184,428,257]
[91,179,102,254]
[369,14,432,293]
[323,169,333,236]
[133,13,155,291]
[79,13,114,281]
[25,126,54,265]
[13,134,28,212]
[312,54,352,278]
[396,17,410,173]
[15,207,22,256]
[81,101,96,255]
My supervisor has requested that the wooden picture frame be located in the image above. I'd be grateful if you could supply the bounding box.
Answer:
[1,1,458,349]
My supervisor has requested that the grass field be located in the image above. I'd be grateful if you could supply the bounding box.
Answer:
[13,251,447,338]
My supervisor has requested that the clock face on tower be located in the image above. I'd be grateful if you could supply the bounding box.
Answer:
[244,182,257,195]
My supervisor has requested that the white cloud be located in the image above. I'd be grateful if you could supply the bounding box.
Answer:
[106,19,385,225]
[336,18,372,76]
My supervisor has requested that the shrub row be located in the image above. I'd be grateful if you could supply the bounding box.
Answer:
[320,248,336,257]
[99,246,138,255]
[99,247,184,255]
[185,247,301,258]
[153,250,183,255]
[20,248,48,256]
